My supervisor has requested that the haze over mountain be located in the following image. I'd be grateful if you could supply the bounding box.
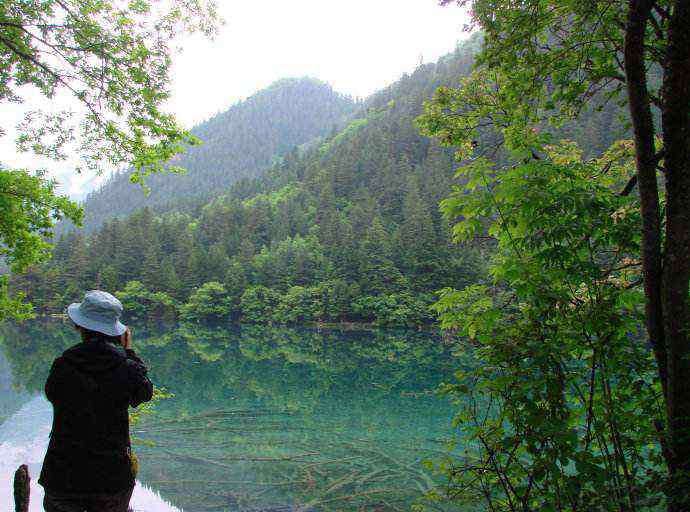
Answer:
[78,77,356,232]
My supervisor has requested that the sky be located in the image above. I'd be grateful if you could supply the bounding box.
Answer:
[0,0,470,200]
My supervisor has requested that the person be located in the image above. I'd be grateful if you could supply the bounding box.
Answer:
[39,290,154,512]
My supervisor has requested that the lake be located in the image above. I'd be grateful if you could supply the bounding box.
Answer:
[0,320,466,511]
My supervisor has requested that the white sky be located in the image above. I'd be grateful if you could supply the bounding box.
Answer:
[0,0,469,200]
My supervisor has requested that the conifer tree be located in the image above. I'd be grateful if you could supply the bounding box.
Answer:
[224,261,248,299]
[359,217,407,295]
[159,257,182,300]
[399,176,437,288]
[206,243,231,282]
[142,244,162,291]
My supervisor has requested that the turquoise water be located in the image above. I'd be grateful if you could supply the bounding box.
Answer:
[0,320,464,511]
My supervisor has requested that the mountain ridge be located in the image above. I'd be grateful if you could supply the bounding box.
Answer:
[75,76,357,232]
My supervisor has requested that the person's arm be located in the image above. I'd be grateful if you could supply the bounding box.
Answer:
[121,328,154,407]
[44,357,65,404]
[126,356,154,407]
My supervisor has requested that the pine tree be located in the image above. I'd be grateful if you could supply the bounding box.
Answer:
[330,213,359,281]
[206,243,230,282]
[421,143,454,230]
[159,257,182,299]
[62,232,91,292]
[238,238,255,268]
[142,243,162,291]
[184,246,206,294]
[98,265,120,294]
[224,260,248,298]
[359,217,407,295]
[315,180,337,247]
[399,175,438,288]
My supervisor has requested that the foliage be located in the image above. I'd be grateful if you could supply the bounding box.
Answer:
[129,386,174,430]
[179,282,233,323]
[0,167,81,319]
[1,0,219,178]
[424,0,690,507]
[116,281,176,324]
[318,117,368,154]
[352,293,433,326]
[273,285,325,324]
[422,135,665,510]
[0,0,220,320]
[251,235,329,291]
[239,286,281,324]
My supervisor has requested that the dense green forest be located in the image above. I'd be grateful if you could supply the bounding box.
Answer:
[72,77,356,233]
[14,35,628,326]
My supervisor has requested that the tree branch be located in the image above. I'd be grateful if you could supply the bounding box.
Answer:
[619,174,638,196]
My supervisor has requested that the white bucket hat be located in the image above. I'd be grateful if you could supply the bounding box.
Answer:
[67,290,127,337]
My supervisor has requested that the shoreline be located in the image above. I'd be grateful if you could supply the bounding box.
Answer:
[34,314,440,332]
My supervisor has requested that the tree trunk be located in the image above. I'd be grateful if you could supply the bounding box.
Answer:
[12,464,135,512]
[661,1,690,509]
[624,0,690,509]
[14,465,29,512]
[623,0,668,402]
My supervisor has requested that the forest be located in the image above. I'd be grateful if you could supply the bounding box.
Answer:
[13,35,628,327]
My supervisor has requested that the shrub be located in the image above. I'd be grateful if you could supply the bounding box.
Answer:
[240,285,281,323]
[352,292,432,326]
[180,282,232,323]
[273,286,324,323]
[117,281,177,323]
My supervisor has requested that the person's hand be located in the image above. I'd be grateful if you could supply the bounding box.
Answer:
[121,328,132,350]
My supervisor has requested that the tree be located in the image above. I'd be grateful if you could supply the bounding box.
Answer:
[0,167,81,318]
[329,214,359,281]
[273,285,323,324]
[359,217,407,295]
[0,0,219,177]
[117,280,176,323]
[97,265,119,293]
[0,0,218,318]
[240,285,280,323]
[180,281,232,323]
[60,231,90,296]
[315,180,337,246]
[183,245,206,294]
[398,175,437,288]
[206,242,231,282]
[426,0,690,507]
[159,257,182,299]
[429,142,662,510]
[141,243,161,291]
[223,260,247,319]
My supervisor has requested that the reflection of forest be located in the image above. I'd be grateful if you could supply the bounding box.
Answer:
[0,351,30,426]
[0,320,465,511]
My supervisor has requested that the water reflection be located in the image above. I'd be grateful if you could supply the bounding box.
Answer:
[0,361,180,511]
[0,320,462,511]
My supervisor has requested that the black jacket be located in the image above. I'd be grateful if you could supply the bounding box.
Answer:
[39,339,153,493]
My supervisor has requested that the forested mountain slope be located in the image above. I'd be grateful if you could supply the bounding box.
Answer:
[77,78,356,232]
[17,35,629,325]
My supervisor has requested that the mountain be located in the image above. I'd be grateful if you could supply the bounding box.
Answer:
[17,34,629,325]
[77,77,356,232]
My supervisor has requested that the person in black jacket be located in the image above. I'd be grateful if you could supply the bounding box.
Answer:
[39,290,153,512]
